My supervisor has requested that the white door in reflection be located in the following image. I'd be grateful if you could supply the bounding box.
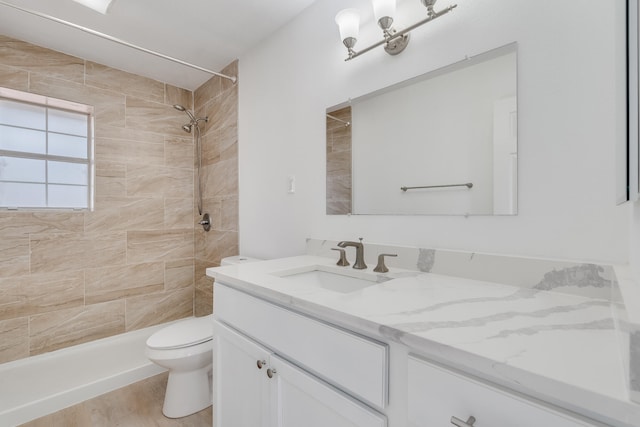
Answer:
[493,96,518,215]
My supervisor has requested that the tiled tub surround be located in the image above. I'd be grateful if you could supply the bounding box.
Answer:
[207,244,640,427]
[0,35,197,364]
[193,60,240,316]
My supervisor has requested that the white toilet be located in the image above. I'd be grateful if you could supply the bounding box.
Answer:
[145,315,214,418]
[146,255,261,418]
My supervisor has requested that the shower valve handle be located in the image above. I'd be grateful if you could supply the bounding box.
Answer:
[199,213,211,232]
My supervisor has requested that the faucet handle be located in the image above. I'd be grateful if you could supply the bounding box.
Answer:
[331,248,350,266]
[374,253,397,273]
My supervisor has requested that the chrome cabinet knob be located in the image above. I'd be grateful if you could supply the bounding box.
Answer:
[256,360,266,369]
[451,415,476,427]
[266,368,277,378]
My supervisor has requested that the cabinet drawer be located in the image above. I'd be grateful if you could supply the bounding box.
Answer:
[215,284,388,408]
[408,355,595,427]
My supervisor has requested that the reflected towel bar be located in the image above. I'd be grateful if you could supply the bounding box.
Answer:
[326,114,351,127]
[401,183,473,192]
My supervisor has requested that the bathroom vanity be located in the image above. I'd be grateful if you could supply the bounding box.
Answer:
[207,244,640,427]
[213,285,386,427]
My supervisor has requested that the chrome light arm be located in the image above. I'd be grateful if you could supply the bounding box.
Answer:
[344,4,457,61]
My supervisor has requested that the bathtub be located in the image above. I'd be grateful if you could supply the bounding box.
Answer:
[0,320,184,426]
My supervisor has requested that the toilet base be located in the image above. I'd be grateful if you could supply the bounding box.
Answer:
[162,364,213,418]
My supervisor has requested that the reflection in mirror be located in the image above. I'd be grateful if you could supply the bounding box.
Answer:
[326,107,352,214]
[326,43,518,216]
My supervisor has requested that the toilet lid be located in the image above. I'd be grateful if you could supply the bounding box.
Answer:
[147,316,213,350]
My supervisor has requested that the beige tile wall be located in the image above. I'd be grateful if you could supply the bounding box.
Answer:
[326,106,352,214]
[193,61,239,316]
[0,35,202,363]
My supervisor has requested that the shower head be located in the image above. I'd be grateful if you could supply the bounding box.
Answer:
[173,104,196,122]
[174,106,207,217]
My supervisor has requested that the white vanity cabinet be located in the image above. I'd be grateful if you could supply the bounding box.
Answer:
[407,355,595,427]
[213,282,603,427]
[269,353,386,427]
[213,284,388,427]
[214,320,270,427]
[214,321,386,427]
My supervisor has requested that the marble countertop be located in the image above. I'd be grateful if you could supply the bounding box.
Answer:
[207,255,640,427]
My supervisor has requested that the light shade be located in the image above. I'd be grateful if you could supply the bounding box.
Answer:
[335,8,360,42]
[71,0,114,14]
[372,0,396,21]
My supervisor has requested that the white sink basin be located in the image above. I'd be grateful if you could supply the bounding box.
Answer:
[272,266,377,293]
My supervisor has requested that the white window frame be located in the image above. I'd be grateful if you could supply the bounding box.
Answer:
[0,87,95,211]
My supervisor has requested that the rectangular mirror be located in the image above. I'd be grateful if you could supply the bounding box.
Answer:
[326,43,518,216]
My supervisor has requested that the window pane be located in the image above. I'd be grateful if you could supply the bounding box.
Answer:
[0,100,46,130]
[0,90,93,211]
[0,156,45,182]
[48,109,88,137]
[0,125,46,154]
[0,182,46,207]
[48,185,87,208]
[48,161,87,185]
[48,133,88,158]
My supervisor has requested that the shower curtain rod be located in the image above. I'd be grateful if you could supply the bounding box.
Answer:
[0,1,237,83]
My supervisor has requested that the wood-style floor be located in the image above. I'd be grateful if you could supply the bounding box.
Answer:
[20,373,212,427]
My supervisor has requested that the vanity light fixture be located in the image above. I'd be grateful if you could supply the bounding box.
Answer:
[335,8,360,58]
[335,0,457,61]
[71,0,114,14]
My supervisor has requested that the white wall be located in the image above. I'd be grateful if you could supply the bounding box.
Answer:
[238,0,629,263]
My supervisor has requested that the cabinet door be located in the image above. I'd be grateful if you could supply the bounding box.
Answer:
[408,356,594,427]
[269,354,386,427]
[214,321,271,427]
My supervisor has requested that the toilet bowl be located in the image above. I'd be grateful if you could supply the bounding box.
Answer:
[145,315,213,418]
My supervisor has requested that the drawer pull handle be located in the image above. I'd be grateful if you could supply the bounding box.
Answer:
[256,360,266,369]
[267,368,277,378]
[451,416,476,427]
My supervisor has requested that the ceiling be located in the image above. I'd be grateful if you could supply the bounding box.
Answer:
[0,0,317,90]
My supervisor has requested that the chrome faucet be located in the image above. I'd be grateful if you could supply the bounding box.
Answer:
[337,238,367,270]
